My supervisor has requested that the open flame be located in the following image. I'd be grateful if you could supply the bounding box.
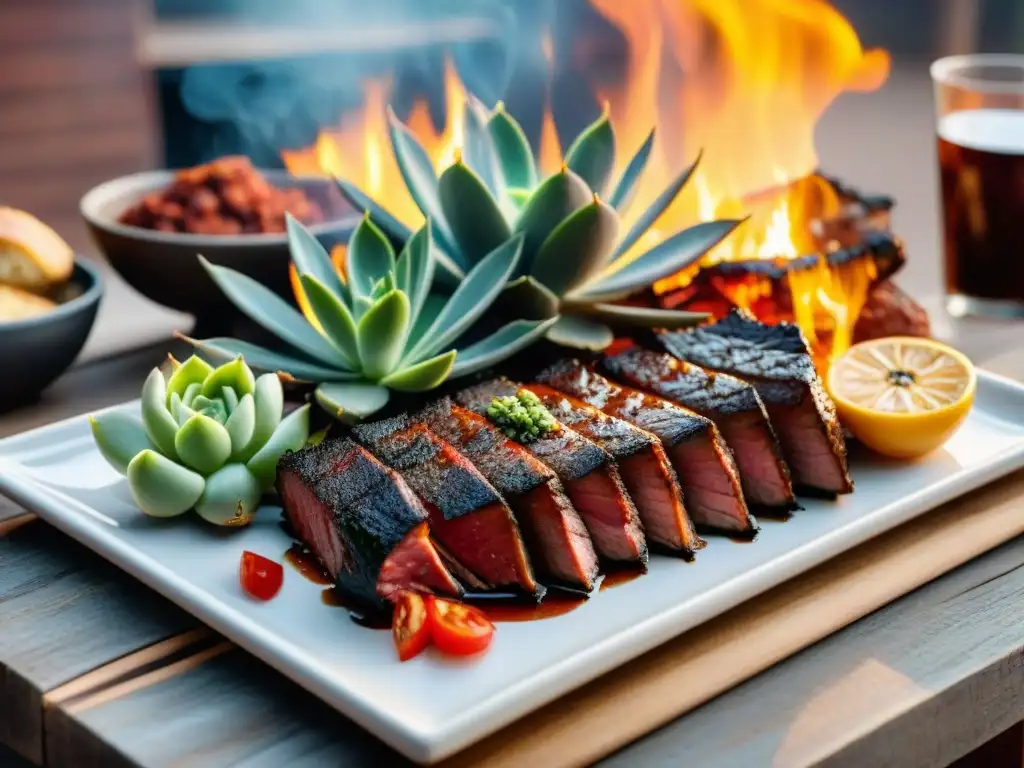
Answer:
[282,0,890,369]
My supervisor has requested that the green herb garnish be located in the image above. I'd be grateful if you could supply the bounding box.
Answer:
[486,390,558,444]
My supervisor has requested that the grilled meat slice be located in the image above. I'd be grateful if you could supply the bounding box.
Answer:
[537,360,756,537]
[659,309,853,494]
[415,398,599,591]
[352,415,541,596]
[456,379,648,567]
[604,347,797,511]
[276,439,462,610]
[523,383,705,558]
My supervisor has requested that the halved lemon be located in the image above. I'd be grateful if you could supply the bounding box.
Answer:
[827,337,976,459]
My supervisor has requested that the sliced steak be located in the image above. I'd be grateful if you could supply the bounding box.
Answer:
[352,415,541,597]
[604,346,797,511]
[537,360,757,537]
[276,438,461,610]
[523,383,705,558]
[659,309,853,494]
[415,397,599,591]
[456,379,648,567]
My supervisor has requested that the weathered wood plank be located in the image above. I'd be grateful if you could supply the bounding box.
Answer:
[0,86,149,137]
[46,649,406,768]
[0,521,199,764]
[0,743,36,768]
[599,535,1024,768]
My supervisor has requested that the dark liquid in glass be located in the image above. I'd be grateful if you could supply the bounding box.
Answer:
[939,109,1024,304]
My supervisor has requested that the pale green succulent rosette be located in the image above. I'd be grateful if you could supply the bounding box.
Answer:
[336,98,745,350]
[89,355,310,525]
[187,212,556,424]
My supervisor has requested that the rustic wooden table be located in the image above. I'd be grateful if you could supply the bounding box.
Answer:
[6,59,1024,768]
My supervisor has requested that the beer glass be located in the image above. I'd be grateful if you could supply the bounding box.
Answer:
[932,54,1024,318]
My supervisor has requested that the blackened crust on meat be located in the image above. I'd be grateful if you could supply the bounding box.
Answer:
[535,360,712,446]
[660,310,852,495]
[603,347,763,417]
[524,383,656,459]
[414,397,554,497]
[659,310,817,395]
[277,439,460,610]
[455,378,611,482]
[352,419,503,521]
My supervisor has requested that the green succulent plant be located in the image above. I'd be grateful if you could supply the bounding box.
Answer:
[89,355,310,525]
[336,100,745,349]
[189,215,555,422]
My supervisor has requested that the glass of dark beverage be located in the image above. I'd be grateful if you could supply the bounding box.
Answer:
[932,54,1024,318]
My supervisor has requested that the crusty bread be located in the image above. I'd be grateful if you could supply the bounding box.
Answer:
[0,207,74,291]
[0,284,57,321]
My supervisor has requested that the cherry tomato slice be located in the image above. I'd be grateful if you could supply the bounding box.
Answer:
[427,597,495,656]
[239,551,284,601]
[392,591,431,662]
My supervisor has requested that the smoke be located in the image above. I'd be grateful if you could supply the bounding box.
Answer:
[173,0,536,166]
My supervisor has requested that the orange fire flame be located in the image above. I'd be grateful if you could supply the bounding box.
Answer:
[281,0,890,369]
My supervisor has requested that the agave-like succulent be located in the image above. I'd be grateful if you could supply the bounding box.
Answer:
[336,101,745,349]
[189,214,555,422]
[89,355,310,525]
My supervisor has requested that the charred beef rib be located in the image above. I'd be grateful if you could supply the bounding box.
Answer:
[603,347,797,512]
[276,438,462,610]
[353,415,541,597]
[523,383,705,558]
[536,360,757,537]
[660,309,853,495]
[415,397,600,591]
[456,378,648,568]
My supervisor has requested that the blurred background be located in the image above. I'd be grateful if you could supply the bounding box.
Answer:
[0,0,1019,359]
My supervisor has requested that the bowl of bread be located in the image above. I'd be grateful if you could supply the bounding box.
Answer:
[0,206,103,408]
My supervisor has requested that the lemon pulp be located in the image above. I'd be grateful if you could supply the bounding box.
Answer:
[827,337,976,459]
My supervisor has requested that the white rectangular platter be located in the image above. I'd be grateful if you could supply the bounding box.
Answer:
[2,370,1024,764]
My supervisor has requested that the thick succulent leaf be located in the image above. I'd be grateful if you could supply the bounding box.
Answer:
[285,213,347,300]
[236,372,285,463]
[300,274,359,367]
[487,103,537,189]
[386,108,463,265]
[141,367,179,461]
[174,414,232,475]
[334,178,412,244]
[463,95,505,197]
[609,128,656,213]
[407,293,446,350]
[449,317,559,378]
[545,314,614,350]
[182,336,356,382]
[499,275,560,320]
[580,218,745,301]
[314,382,390,424]
[514,167,592,272]
[246,404,311,490]
[189,395,226,423]
[224,393,256,460]
[438,160,512,266]
[182,382,202,409]
[395,222,435,327]
[564,109,616,197]
[201,356,256,400]
[127,450,205,518]
[611,150,703,263]
[90,413,151,476]
[194,463,262,526]
[506,187,532,210]
[404,234,524,364]
[169,393,195,427]
[563,302,710,328]
[380,350,456,392]
[532,196,620,294]
[345,215,396,301]
[357,289,411,380]
[165,356,213,404]
[199,256,347,367]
